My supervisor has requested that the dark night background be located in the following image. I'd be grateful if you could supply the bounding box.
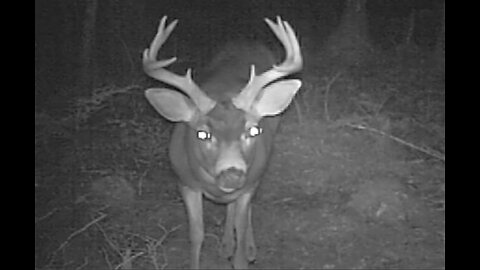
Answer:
[35,0,443,103]
[35,1,445,269]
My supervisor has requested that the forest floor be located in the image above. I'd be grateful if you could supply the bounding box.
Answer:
[35,52,445,269]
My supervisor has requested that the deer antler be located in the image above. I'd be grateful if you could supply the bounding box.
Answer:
[232,16,303,112]
[143,16,216,113]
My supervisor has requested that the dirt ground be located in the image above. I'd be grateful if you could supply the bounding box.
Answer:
[35,118,445,269]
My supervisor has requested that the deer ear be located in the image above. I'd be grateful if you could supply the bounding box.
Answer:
[145,88,197,122]
[252,80,302,117]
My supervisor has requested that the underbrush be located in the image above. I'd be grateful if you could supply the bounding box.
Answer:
[292,51,444,162]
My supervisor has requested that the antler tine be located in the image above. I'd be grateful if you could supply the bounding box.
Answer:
[143,16,215,113]
[143,16,178,67]
[271,18,302,72]
[232,17,303,111]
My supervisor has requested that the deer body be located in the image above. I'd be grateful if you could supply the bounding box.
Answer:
[143,16,302,269]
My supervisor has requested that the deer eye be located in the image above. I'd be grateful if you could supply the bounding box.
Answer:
[247,126,263,137]
[197,130,212,141]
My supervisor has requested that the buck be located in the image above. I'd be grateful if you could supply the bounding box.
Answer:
[143,16,302,269]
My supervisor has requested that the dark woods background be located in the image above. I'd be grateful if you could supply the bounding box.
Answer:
[35,0,444,105]
[35,1,445,269]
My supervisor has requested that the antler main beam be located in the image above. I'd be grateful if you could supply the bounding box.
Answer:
[232,16,303,111]
[143,16,216,113]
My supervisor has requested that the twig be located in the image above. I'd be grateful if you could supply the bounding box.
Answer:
[323,71,343,122]
[272,197,294,205]
[47,213,107,266]
[95,222,123,258]
[96,221,143,270]
[115,249,145,270]
[75,257,89,270]
[101,247,114,270]
[293,98,304,124]
[347,123,445,162]
[35,208,58,224]
[147,223,182,270]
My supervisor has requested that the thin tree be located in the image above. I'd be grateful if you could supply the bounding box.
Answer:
[325,0,371,65]
[435,1,445,67]
[79,0,98,91]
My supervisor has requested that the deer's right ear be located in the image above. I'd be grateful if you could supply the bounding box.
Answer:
[145,88,197,122]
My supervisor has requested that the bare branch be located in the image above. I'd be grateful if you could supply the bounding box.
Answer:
[347,123,445,162]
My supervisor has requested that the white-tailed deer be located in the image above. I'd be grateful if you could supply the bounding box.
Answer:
[143,16,302,269]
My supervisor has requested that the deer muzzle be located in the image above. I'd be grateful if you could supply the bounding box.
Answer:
[216,167,246,193]
[215,143,247,193]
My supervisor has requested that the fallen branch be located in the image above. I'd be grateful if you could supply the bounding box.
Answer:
[46,213,107,267]
[347,123,445,162]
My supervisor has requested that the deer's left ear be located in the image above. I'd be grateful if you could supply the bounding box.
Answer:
[252,79,302,117]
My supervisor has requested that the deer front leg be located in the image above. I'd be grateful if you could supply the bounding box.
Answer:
[181,186,204,269]
[220,202,236,259]
[245,204,256,262]
[232,191,254,269]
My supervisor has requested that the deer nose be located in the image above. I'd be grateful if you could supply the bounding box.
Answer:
[217,167,246,193]
[215,144,247,175]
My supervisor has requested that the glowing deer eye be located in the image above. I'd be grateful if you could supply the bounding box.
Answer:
[197,130,212,141]
[247,126,263,137]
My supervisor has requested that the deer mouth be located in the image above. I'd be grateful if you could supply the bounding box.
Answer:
[216,168,246,193]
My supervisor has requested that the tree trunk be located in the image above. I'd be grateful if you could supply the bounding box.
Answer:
[325,0,371,65]
[79,0,98,91]
[435,2,445,68]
